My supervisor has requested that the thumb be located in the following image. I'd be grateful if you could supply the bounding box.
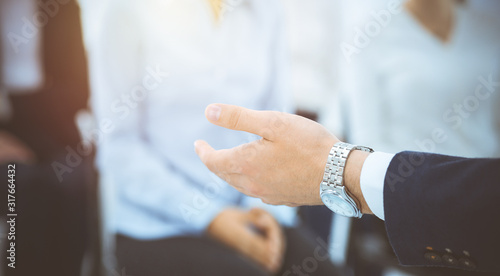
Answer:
[194,140,214,161]
[204,104,281,140]
[194,140,242,175]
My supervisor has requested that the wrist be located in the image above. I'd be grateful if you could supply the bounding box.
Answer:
[344,150,373,215]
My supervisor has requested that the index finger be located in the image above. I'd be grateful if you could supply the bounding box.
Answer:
[205,103,283,141]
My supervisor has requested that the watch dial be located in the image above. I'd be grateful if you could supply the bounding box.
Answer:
[321,193,355,217]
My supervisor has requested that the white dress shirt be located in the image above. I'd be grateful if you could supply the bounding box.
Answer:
[353,5,500,220]
[91,0,296,240]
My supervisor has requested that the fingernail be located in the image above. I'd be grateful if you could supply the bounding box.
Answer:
[194,140,203,156]
[194,140,201,148]
[194,140,203,153]
[206,104,221,121]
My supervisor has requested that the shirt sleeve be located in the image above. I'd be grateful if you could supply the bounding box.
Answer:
[360,152,395,220]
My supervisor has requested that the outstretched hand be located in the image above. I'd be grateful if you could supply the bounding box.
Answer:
[194,104,339,206]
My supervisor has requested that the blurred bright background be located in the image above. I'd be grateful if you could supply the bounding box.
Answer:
[1,0,499,276]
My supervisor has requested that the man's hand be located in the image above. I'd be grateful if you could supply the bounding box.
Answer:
[195,103,338,206]
[195,104,372,213]
[207,208,285,273]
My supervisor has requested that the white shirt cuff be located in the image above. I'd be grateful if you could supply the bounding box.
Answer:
[360,152,395,220]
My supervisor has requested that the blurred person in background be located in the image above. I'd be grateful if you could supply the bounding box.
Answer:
[341,0,500,157]
[338,0,500,275]
[0,0,96,275]
[89,0,340,275]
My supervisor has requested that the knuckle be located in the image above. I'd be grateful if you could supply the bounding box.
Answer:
[271,111,289,133]
[240,144,258,163]
[227,108,243,129]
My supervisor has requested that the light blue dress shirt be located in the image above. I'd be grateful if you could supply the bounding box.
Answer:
[90,0,296,240]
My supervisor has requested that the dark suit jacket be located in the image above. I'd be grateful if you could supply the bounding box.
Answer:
[384,151,500,272]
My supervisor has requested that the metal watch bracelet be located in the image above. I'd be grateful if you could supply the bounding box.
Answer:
[322,142,374,198]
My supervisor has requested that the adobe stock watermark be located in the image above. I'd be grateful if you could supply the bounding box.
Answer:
[340,0,403,63]
[51,65,170,182]
[415,73,499,154]
[281,237,331,276]
[442,74,499,130]
[8,0,71,54]
[386,72,499,192]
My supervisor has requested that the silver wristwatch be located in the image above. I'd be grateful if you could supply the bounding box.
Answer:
[320,142,374,218]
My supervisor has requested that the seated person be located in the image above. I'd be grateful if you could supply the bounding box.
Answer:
[89,0,340,275]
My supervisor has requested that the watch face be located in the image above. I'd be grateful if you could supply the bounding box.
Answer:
[321,192,356,217]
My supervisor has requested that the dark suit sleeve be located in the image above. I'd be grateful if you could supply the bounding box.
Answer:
[383,151,500,272]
